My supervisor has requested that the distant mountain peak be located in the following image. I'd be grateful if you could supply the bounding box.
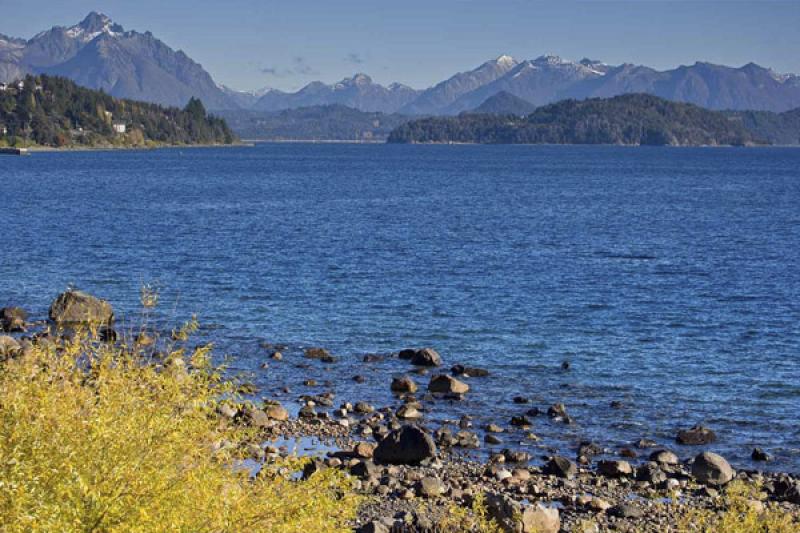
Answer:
[66,11,125,42]
[338,73,373,87]
[494,54,517,67]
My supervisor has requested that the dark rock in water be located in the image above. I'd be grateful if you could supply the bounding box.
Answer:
[751,448,770,461]
[619,447,637,458]
[396,404,422,420]
[49,290,113,325]
[485,434,503,445]
[411,347,442,366]
[503,449,531,463]
[0,307,27,332]
[510,415,532,427]
[692,452,734,486]
[513,396,529,404]
[428,374,469,394]
[677,425,716,445]
[304,347,331,359]
[485,423,504,433]
[354,402,374,414]
[398,348,417,360]
[649,449,680,465]
[391,375,418,393]
[608,504,644,519]
[298,405,316,418]
[597,460,633,478]
[456,431,480,448]
[98,326,117,343]
[353,375,367,383]
[578,441,603,458]
[374,425,437,465]
[451,364,489,377]
[610,400,624,409]
[636,438,657,448]
[543,456,577,479]
[547,403,568,419]
[0,336,22,359]
[525,407,541,417]
[362,354,383,363]
[561,361,570,370]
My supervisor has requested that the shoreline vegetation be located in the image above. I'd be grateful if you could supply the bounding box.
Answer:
[0,75,236,150]
[1,290,799,532]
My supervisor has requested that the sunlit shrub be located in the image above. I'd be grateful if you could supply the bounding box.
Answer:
[0,324,358,532]
[679,480,799,533]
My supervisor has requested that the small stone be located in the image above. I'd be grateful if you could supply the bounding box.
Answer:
[417,476,446,498]
[270,351,283,360]
[751,448,770,461]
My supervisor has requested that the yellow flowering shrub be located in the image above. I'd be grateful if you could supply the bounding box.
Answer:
[0,325,358,533]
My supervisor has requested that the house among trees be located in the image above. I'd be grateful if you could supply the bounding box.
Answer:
[112,122,127,134]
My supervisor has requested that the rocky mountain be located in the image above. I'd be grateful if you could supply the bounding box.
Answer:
[252,74,419,114]
[0,12,235,110]
[472,91,536,115]
[398,55,519,115]
[219,85,273,109]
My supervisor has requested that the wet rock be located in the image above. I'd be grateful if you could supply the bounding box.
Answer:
[513,396,529,404]
[411,348,442,367]
[417,476,446,498]
[677,425,716,445]
[362,354,382,363]
[353,375,367,383]
[396,404,422,420]
[597,460,633,478]
[451,364,489,377]
[0,336,21,359]
[692,452,734,486]
[354,402,374,414]
[428,374,469,394]
[456,431,480,448]
[303,379,317,387]
[525,407,541,417]
[547,403,568,419]
[578,441,603,458]
[751,448,770,462]
[485,434,503,445]
[543,456,577,479]
[298,405,316,418]
[510,415,532,427]
[397,348,417,360]
[608,503,644,519]
[49,290,113,325]
[649,449,680,465]
[235,406,271,428]
[350,459,379,479]
[619,447,637,458]
[374,425,437,465]
[263,403,289,421]
[304,347,331,359]
[391,376,418,393]
[636,438,657,448]
[0,307,27,332]
[270,351,283,360]
[485,423,504,433]
[503,450,531,464]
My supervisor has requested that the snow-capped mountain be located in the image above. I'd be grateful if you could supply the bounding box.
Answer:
[398,55,520,115]
[0,12,236,109]
[253,73,419,114]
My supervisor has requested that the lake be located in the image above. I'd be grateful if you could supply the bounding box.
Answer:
[1,143,799,472]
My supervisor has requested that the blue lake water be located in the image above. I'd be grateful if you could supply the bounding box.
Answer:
[1,143,799,472]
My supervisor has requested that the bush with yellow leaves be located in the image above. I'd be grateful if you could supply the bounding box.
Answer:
[679,479,799,533]
[0,321,358,533]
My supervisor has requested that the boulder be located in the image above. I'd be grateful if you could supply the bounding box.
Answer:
[396,404,422,420]
[649,449,680,465]
[428,374,469,394]
[0,335,22,359]
[636,462,667,484]
[0,307,27,332]
[751,448,770,462]
[485,493,560,533]
[677,425,716,445]
[304,347,331,359]
[263,403,289,421]
[398,348,417,360]
[391,375,418,393]
[235,406,271,428]
[49,290,113,325]
[451,364,489,377]
[597,460,633,478]
[547,403,568,419]
[374,425,437,465]
[411,348,442,366]
[543,456,577,479]
[691,452,734,486]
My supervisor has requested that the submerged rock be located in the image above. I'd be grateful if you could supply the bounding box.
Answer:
[451,364,489,377]
[411,348,442,367]
[677,425,716,445]
[49,290,113,325]
[391,375,418,393]
[374,425,437,465]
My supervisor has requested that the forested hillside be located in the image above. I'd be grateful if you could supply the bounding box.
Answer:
[0,75,235,148]
[388,94,760,146]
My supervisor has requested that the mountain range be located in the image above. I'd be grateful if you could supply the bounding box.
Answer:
[2,12,800,114]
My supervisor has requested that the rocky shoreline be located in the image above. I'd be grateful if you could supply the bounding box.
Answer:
[2,291,799,532]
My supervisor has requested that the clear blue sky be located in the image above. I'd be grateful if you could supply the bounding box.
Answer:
[1,1,798,92]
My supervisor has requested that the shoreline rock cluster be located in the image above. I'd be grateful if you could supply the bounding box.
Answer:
[3,291,799,532]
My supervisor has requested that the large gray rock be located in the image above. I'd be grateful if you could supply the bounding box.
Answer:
[485,493,560,533]
[543,456,577,479]
[49,290,113,325]
[0,307,27,332]
[374,425,437,465]
[428,374,469,394]
[692,452,734,486]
